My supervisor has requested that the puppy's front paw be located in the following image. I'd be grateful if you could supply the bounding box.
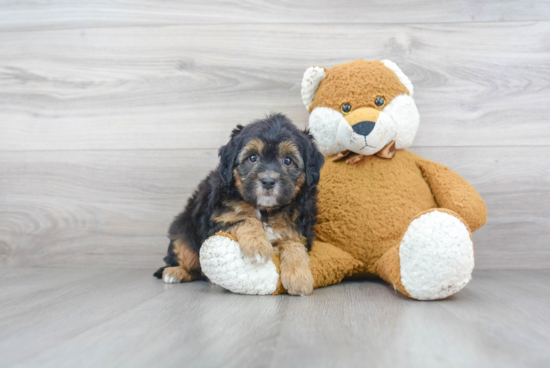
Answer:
[239,237,274,263]
[281,265,314,296]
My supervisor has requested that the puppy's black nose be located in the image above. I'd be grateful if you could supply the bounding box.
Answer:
[261,178,276,189]
[352,121,376,136]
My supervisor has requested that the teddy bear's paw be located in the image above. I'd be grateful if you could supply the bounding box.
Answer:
[281,265,314,296]
[399,210,474,300]
[199,235,279,295]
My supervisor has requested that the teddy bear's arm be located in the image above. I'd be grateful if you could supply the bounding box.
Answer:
[416,158,487,232]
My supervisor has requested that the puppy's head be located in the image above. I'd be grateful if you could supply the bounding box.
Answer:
[219,113,324,209]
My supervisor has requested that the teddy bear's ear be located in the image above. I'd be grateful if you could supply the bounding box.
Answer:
[381,60,414,96]
[301,66,327,111]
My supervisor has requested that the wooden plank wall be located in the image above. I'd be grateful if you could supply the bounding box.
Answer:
[1,1,549,269]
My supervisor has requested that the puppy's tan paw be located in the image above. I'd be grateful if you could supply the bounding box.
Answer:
[162,266,192,283]
[281,265,314,296]
[239,237,274,263]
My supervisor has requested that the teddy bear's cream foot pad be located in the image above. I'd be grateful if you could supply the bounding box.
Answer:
[199,234,279,295]
[399,210,475,300]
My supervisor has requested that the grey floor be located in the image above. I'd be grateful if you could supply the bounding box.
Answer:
[0,269,549,368]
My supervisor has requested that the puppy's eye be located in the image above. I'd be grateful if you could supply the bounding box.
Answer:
[283,157,292,167]
[248,155,258,164]
[341,103,351,114]
[375,96,385,107]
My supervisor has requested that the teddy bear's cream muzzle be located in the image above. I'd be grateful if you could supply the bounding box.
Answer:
[336,108,397,156]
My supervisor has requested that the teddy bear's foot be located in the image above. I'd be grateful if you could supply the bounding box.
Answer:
[199,234,279,295]
[400,210,474,300]
[377,209,474,300]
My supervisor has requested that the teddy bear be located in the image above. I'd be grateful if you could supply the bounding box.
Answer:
[200,59,487,300]
[301,59,487,300]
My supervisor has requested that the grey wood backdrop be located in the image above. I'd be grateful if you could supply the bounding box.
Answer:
[1,1,549,269]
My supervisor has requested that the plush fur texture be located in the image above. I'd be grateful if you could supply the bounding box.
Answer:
[374,208,475,300]
[154,113,325,296]
[314,150,486,301]
[304,60,419,157]
[317,151,441,273]
[199,232,363,295]
[399,210,474,300]
[381,59,414,95]
[200,233,280,295]
[308,107,347,157]
[307,60,410,114]
[304,59,487,300]
[301,66,327,110]
[315,151,486,293]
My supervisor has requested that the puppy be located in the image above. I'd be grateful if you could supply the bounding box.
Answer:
[154,113,325,296]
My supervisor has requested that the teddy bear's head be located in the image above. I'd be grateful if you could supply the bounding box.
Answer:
[301,60,419,157]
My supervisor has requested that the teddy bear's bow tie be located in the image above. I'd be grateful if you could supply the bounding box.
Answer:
[332,140,397,164]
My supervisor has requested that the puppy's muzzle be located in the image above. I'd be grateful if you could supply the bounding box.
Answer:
[346,107,381,137]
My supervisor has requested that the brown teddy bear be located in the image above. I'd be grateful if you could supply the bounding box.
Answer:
[301,59,487,300]
[199,59,486,299]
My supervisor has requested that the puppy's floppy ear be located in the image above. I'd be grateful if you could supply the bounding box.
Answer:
[218,125,244,186]
[303,130,325,188]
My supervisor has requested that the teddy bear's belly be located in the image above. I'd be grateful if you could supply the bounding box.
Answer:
[315,151,437,274]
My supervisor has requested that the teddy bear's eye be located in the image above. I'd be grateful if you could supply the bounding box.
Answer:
[375,97,385,107]
[341,104,351,114]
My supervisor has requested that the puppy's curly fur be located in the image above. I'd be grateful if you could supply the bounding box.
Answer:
[154,113,325,295]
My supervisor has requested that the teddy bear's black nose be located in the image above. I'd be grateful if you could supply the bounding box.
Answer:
[352,121,376,136]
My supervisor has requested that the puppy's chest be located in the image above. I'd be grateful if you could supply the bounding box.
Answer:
[258,210,297,244]
[263,223,282,243]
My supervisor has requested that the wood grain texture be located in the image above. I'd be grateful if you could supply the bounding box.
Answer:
[1,146,548,269]
[1,22,549,150]
[0,149,218,268]
[270,270,550,368]
[0,1,548,270]
[1,0,549,31]
[0,268,549,368]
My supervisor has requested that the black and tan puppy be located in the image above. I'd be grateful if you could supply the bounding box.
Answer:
[154,113,325,296]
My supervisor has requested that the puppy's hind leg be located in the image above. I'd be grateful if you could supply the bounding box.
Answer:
[161,238,201,284]
[162,267,195,284]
